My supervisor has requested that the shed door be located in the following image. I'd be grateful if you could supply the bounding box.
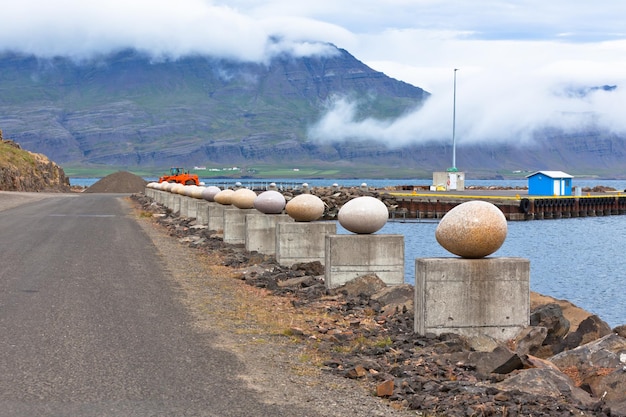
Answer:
[553,180,560,196]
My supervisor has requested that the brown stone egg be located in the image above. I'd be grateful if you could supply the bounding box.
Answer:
[435,200,507,258]
[214,189,235,205]
[231,188,257,209]
[285,194,325,222]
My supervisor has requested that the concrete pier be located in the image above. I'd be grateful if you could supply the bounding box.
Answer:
[245,213,293,255]
[276,222,336,267]
[324,234,404,289]
[224,208,257,244]
[414,257,530,340]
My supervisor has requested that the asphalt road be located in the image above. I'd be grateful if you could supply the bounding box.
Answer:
[0,193,317,417]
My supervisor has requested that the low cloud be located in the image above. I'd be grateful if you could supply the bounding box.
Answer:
[0,0,348,61]
[308,71,626,147]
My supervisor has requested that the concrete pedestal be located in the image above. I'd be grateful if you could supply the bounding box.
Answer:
[207,203,226,232]
[245,213,293,255]
[180,196,190,218]
[224,208,257,244]
[414,257,530,340]
[325,234,404,289]
[276,221,336,267]
[195,201,210,225]
[170,194,181,215]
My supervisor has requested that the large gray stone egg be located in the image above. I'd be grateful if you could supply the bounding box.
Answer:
[231,188,257,209]
[285,194,325,222]
[338,196,388,234]
[435,200,507,258]
[201,186,221,202]
[254,190,286,214]
[214,189,235,205]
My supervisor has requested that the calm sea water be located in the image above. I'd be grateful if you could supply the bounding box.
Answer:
[72,177,626,327]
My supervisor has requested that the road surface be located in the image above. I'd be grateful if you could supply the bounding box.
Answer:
[0,192,319,417]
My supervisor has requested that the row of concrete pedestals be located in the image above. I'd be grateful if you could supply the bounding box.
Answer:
[145,187,530,341]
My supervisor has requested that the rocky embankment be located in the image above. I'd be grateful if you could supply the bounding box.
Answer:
[133,192,626,417]
[0,131,70,192]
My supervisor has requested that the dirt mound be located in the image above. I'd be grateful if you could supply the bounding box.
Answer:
[84,171,147,193]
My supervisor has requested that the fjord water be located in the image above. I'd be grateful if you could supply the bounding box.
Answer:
[370,215,625,329]
[73,177,626,328]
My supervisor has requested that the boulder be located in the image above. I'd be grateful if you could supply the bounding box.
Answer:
[370,284,413,315]
[337,274,386,298]
[513,326,548,356]
[562,315,612,349]
[497,368,597,408]
[530,303,570,342]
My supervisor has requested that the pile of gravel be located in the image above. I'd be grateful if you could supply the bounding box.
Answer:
[84,171,147,193]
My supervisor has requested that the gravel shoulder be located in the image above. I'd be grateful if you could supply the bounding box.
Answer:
[129,198,416,417]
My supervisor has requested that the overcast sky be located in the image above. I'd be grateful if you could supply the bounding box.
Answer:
[3,0,626,146]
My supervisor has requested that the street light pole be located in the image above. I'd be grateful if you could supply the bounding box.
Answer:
[451,68,458,171]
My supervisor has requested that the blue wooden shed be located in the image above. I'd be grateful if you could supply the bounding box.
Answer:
[526,171,573,196]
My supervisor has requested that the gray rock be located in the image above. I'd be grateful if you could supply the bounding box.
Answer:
[497,368,597,408]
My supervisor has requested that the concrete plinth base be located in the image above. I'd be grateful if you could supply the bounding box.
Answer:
[414,257,530,340]
[325,234,404,289]
[195,201,209,225]
[276,222,336,267]
[180,196,190,218]
[245,213,293,255]
[170,194,181,215]
[207,203,226,232]
[186,197,198,219]
[224,208,257,244]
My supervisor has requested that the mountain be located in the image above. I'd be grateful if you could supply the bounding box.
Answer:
[0,47,427,170]
[0,46,625,179]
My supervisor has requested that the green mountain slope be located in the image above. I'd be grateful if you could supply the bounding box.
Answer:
[0,48,427,171]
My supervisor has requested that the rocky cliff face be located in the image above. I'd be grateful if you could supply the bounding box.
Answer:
[0,130,70,192]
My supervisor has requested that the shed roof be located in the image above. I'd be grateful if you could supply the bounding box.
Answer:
[526,170,573,179]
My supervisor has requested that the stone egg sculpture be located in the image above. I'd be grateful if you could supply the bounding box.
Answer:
[338,196,388,234]
[182,185,197,197]
[231,188,257,209]
[171,183,185,195]
[214,189,235,205]
[190,186,205,199]
[254,190,286,214]
[201,186,221,202]
[435,200,507,259]
[285,194,325,222]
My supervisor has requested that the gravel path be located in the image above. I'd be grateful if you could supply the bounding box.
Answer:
[131,199,417,417]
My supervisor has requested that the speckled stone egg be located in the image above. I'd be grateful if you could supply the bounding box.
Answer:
[231,188,257,209]
[285,194,325,222]
[435,200,507,258]
[214,189,235,205]
[338,196,389,234]
[254,190,286,214]
[201,186,221,202]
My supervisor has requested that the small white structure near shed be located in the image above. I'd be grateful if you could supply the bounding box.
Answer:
[526,171,573,196]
